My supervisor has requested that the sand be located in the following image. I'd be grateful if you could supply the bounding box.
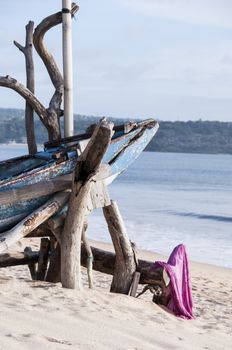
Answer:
[0,239,231,350]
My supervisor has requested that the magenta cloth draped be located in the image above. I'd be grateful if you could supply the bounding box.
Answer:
[154,244,194,319]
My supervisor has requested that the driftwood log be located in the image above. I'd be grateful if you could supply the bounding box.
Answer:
[0,244,166,285]
[46,236,61,283]
[81,245,171,305]
[103,201,137,294]
[14,21,37,154]
[0,243,170,304]
[80,245,169,287]
[0,250,39,268]
[0,3,79,142]
[61,119,114,289]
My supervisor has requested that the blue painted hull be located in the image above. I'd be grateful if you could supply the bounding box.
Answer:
[0,120,158,232]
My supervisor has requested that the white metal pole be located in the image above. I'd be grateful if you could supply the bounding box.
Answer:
[62,0,73,137]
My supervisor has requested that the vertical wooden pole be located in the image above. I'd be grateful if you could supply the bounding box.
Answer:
[129,271,141,297]
[82,220,94,289]
[24,21,37,154]
[46,236,61,283]
[61,181,91,289]
[24,246,37,280]
[62,0,74,137]
[103,200,137,294]
[14,21,37,154]
[37,238,50,280]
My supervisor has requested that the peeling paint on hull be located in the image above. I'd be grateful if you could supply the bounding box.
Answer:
[0,120,159,232]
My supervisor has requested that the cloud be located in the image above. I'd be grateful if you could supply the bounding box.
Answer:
[220,53,232,65]
[117,0,232,28]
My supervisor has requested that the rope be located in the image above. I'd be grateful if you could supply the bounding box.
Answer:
[136,284,163,298]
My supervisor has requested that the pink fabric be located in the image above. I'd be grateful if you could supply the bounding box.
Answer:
[154,244,194,319]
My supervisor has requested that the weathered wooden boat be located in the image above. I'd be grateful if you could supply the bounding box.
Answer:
[0,119,158,235]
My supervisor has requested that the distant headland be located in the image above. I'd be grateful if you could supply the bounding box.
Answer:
[0,108,231,155]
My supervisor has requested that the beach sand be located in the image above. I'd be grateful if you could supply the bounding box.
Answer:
[0,239,231,350]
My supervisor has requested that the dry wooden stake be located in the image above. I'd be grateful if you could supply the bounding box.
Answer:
[81,221,94,289]
[46,236,61,283]
[24,247,37,280]
[103,200,137,295]
[130,271,141,297]
[37,238,50,280]
[14,21,37,154]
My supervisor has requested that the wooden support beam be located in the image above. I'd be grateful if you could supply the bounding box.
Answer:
[0,191,69,253]
[80,245,170,288]
[81,222,93,289]
[82,245,170,305]
[61,180,92,289]
[103,200,137,294]
[36,238,50,280]
[27,225,53,238]
[130,271,141,297]
[24,246,37,280]
[47,213,66,232]
[0,249,39,268]
[61,119,114,289]
[0,242,170,304]
[0,243,166,285]
[46,236,61,283]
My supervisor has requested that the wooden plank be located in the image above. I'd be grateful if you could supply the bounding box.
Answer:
[0,191,69,253]
[87,180,111,212]
[0,176,71,205]
[44,119,156,149]
[47,213,66,231]
[129,271,141,297]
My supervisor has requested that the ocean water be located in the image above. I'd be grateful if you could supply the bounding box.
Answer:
[89,152,232,268]
[1,145,231,268]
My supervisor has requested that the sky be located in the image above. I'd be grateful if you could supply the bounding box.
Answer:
[0,0,232,121]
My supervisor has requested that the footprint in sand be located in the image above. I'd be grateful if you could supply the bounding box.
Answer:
[6,333,73,346]
[44,336,73,346]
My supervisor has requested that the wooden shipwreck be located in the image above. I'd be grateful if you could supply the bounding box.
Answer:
[0,1,171,305]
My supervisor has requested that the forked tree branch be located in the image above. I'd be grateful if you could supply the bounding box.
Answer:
[0,75,48,121]
[0,3,79,142]
[14,21,37,155]
[33,3,79,120]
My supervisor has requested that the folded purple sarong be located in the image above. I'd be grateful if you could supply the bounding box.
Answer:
[154,244,194,319]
